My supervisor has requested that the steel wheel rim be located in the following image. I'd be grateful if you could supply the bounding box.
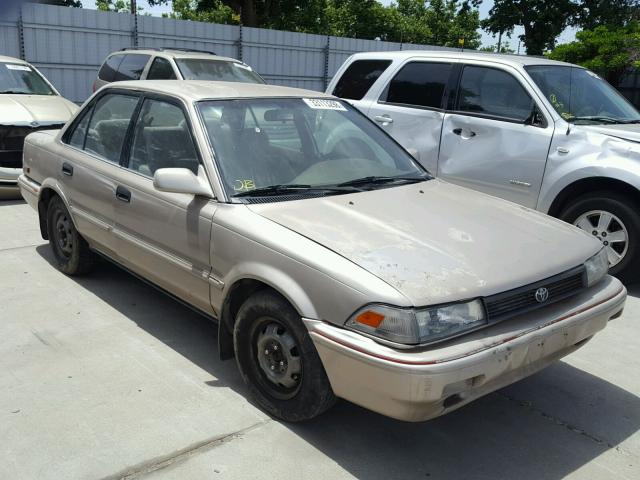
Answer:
[574,209,628,267]
[54,210,73,258]
[253,319,302,400]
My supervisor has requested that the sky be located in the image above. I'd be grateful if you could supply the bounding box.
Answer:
[80,0,578,51]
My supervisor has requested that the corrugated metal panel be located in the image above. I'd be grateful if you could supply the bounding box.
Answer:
[0,3,469,103]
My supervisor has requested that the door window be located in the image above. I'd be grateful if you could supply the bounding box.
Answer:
[68,108,92,149]
[457,66,534,122]
[84,94,139,163]
[332,60,392,100]
[383,62,452,109]
[128,98,199,176]
[147,57,177,80]
[114,54,150,81]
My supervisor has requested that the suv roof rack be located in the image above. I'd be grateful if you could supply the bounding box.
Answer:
[121,47,217,55]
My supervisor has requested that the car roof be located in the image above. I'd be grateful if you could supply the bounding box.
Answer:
[110,80,335,102]
[116,48,242,63]
[348,50,576,68]
[0,55,29,65]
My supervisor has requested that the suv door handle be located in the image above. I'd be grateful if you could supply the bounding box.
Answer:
[62,162,73,176]
[115,185,131,203]
[453,128,476,138]
[374,115,393,124]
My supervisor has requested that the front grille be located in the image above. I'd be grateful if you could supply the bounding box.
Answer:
[484,266,585,322]
[0,124,64,168]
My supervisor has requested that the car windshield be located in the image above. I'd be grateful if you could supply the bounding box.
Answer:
[0,62,55,95]
[175,59,265,84]
[197,98,429,200]
[526,65,640,124]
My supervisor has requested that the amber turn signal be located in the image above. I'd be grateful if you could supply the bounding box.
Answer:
[355,310,385,328]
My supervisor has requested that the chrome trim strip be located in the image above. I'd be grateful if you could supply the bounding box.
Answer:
[68,205,112,231]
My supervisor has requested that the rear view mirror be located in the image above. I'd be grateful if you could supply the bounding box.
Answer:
[153,168,214,198]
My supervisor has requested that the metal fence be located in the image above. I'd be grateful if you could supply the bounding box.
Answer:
[0,3,455,103]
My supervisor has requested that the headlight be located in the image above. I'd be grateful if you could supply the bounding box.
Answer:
[345,299,487,346]
[584,248,608,287]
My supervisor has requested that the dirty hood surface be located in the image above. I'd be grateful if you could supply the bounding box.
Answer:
[581,123,640,143]
[0,94,76,125]
[248,180,600,305]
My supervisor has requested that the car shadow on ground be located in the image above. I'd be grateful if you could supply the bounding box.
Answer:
[0,198,26,206]
[35,246,640,479]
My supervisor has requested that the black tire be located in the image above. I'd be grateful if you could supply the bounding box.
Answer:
[233,290,336,422]
[46,196,94,275]
[559,192,640,283]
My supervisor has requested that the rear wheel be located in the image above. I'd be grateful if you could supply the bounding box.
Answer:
[233,290,336,422]
[46,196,94,275]
[560,192,640,283]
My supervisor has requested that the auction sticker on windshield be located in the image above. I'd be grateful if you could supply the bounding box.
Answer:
[303,98,347,111]
[5,64,32,71]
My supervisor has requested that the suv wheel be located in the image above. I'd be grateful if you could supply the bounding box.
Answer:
[47,196,94,275]
[233,290,336,422]
[560,192,640,283]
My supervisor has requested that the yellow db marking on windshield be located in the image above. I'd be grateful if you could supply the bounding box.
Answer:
[234,179,255,191]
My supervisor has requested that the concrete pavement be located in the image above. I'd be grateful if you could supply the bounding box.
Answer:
[1,200,639,480]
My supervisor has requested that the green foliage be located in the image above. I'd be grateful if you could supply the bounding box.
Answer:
[96,0,144,13]
[576,1,639,30]
[548,22,640,85]
[478,41,516,53]
[148,0,481,48]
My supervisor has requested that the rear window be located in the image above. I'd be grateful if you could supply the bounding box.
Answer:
[98,54,123,82]
[147,57,177,80]
[114,54,150,81]
[382,62,452,109]
[332,59,391,100]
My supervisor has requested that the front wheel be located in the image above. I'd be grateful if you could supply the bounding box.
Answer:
[233,290,336,422]
[560,192,640,283]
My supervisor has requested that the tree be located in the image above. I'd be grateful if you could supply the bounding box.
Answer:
[482,0,577,56]
[548,22,640,85]
[478,41,515,53]
[96,0,143,13]
[576,0,640,30]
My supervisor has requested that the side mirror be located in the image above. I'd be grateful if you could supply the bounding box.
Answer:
[524,106,546,128]
[153,168,214,198]
[407,147,420,160]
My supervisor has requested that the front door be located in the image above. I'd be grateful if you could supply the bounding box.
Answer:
[438,64,554,208]
[112,95,216,315]
[367,60,454,174]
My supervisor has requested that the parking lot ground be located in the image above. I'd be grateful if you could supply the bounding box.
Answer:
[1,200,639,480]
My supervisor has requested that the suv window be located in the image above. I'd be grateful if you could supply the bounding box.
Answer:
[457,66,534,122]
[114,54,150,82]
[332,60,392,101]
[383,62,452,109]
[128,98,199,176]
[84,94,139,162]
[98,55,123,82]
[147,57,177,80]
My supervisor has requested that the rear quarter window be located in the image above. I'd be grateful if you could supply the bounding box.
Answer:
[332,59,392,100]
[98,55,124,82]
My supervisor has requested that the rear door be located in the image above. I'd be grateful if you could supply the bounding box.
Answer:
[438,63,554,208]
[112,94,216,314]
[367,60,455,174]
[59,91,140,256]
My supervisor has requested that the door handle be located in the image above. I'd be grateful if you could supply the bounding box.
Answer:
[115,185,131,203]
[62,162,73,176]
[374,115,393,124]
[453,128,476,138]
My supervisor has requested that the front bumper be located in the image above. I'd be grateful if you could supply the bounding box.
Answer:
[306,275,626,422]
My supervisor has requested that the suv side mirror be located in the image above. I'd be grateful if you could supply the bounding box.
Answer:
[153,168,214,198]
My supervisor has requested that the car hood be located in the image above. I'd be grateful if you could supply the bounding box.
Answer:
[580,124,640,143]
[247,181,601,306]
[0,94,77,125]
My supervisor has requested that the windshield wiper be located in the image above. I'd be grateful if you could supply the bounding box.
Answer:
[569,116,629,124]
[336,175,427,188]
[233,183,357,198]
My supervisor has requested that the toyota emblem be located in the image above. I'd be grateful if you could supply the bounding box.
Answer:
[535,287,549,303]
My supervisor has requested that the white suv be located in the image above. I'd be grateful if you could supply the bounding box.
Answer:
[328,50,640,282]
[93,47,264,92]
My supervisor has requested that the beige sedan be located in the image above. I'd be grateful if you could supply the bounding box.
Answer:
[19,80,626,422]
